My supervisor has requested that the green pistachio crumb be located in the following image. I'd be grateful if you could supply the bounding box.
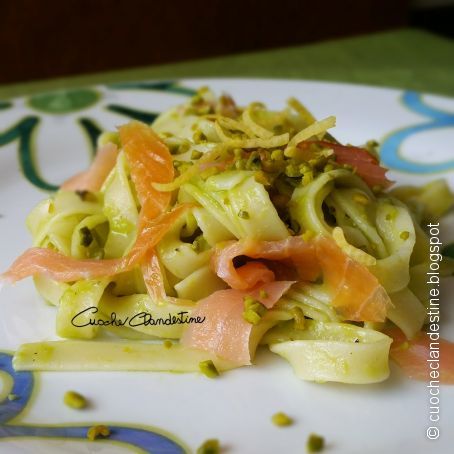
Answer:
[302,230,315,242]
[323,163,335,172]
[308,158,318,167]
[299,163,311,174]
[197,438,220,454]
[243,297,266,325]
[291,307,306,329]
[164,340,173,349]
[302,170,313,186]
[199,360,219,378]
[79,226,93,247]
[243,309,262,325]
[64,391,88,410]
[353,194,369,205]
[307,433,325,452]
[285,163,301,178]
[284,146,297,158]
[271,412,293,426]
[7,393,19,401]
[191,236,203,253]
[400,231,410,240]
[271,149,284,160]
[191,150,204,160]
[238,210,250,219]
[87,425,110,441]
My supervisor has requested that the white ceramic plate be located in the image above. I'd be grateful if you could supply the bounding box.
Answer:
[1,78,454,454]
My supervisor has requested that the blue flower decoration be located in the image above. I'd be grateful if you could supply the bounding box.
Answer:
[380,91,454,174]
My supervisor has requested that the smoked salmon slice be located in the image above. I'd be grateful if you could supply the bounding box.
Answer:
[212,237,320,290]
[387,328,454,384]
[1,205,189,283]
[300,141,393,189]
[315,235,391,322]
[61,142,119,192]
[181,281,294,365]
[212,236,391,322]
[1,121,188,284]
[119,121,174,219]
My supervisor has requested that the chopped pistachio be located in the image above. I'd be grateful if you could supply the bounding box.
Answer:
[284,146,297,158]
[353,194,369,205]
[259,289,269,299]
[323,163,335,172]
[243,297,266,325]
[302,230,315,242]
[191,149,204,160]
[177,141,191,155]
[291,307,306,329]
[271,412,294,427]
[254,170,272,186]
[7,393,19,401]
[79,226,93,247]
[197,438,220,454]
[285,163,300,178]
[238,210,250,219]
[299,163,311,173]
[308,158,318,167]
[243,309,262,325]
[306,433,325,452]
[193,130,207,143]
[64,391,87,410]
[302,170,313,186]
[191,236,205,253]
[87,425,110,441]
[164,340,173,349]
[199,360,219,378]
[270,149,284,160]
[385,208,397,221]
[321,147,334,158]
[400,231,410,240]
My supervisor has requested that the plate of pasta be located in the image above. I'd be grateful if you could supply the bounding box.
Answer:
[0,79,453,453]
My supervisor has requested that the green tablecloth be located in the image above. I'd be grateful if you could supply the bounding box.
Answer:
[1,29,453,99]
